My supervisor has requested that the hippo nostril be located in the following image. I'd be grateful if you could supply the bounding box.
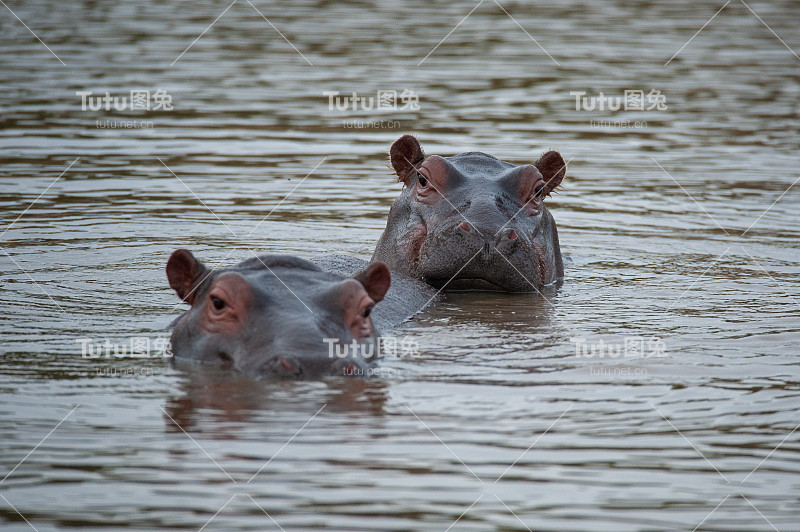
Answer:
[495,228,519,248]
[458,221,472,233]
[280,357,293,371]
[218,351,233,369]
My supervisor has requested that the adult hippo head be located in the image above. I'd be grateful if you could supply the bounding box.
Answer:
[166,250,390,378]
[372,135,567,292]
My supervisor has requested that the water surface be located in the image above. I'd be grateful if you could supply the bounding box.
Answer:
[1,0,799,530]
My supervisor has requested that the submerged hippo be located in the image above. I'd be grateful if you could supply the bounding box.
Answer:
[166,249,392,378]
[166,250,434,379]
[372,135,567,292]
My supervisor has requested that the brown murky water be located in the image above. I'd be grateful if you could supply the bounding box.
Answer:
[1,0,799,530]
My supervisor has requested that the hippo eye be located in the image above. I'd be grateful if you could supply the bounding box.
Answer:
[534,183,545,196]
[416,172,428,188]
[362,304,373,318]
[211,296,225,310]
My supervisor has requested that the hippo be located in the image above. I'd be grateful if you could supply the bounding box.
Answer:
[372,135,567,292]
[166,250,434,379]
[166,249,392,378]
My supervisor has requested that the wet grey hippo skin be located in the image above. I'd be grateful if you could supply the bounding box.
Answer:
[372,135,567,292]
[166,250,435,379]
[167,250,394,379]
[309,254,436,331]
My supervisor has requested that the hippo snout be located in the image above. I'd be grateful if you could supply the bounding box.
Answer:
[259,355,305,378]
[413,214,556,291]
[442,220,522,267]
[249,349,375,379]
[455,221,521,254]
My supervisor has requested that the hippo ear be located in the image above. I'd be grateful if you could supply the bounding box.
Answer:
[166,249,208,304]
[354,262,391,303]
[389,134,425,184]
[534,150,567,197]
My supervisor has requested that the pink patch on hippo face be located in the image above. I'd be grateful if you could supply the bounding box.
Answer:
[397,222,427,272]
[199,272,253,336]
[413,156,450,203]
[339,279,377,339]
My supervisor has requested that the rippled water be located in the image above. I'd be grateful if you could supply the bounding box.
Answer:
[1,0,799,530]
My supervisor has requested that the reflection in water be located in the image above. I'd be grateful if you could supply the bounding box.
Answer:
[165,368,388,432]
[1,0,799,529]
